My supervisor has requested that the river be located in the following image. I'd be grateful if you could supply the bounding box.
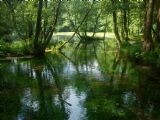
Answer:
[0,36,160,120]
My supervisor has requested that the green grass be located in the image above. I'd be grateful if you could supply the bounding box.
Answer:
[0,40,32,57]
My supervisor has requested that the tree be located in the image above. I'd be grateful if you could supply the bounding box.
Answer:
[111,0,121,46]
[33,0,61,56]
[143,0,154,51]
[34,0,43,55]
[122,0,129,41]
[155,0,160,42]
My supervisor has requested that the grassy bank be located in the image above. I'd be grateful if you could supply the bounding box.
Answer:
[121,40,160,70]
[0,40,32,57]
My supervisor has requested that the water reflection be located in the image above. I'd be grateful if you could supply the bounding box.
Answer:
[0,44,160,120]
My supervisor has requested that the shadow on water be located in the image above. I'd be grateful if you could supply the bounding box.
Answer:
[0,38,160,120]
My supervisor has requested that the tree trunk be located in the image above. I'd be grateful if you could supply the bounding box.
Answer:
[65,5,82,39]
[43,1,61,49]
[123,0,129,41]
[34,0,43,55]
[156,0,160,42]
[92,12,101,37]
[143,0,154,51]
[111,0,121,46]
[28,20,33,38]
[43,0,48,40]
[59,1,95,50]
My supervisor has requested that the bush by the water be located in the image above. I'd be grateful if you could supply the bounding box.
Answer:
[0,40,32,56]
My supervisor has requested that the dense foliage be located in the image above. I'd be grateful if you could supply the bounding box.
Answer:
[0,0,160,66]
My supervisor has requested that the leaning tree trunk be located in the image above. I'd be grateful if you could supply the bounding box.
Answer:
[59,1,95,50]
[43,0,61,49]
[143,0,154,51]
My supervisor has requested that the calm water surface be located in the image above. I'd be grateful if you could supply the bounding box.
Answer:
[0,40,160,120]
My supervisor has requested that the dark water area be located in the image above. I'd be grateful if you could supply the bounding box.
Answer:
[0,40,160,120]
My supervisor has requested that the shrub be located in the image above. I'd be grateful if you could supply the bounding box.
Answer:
[0,39,32,56]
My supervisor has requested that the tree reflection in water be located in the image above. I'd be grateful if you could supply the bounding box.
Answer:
[0,43,160,120]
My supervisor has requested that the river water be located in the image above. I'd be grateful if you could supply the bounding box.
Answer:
[0,37,160,120]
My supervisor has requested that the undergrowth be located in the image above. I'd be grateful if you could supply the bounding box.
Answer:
[121,41,160,69]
